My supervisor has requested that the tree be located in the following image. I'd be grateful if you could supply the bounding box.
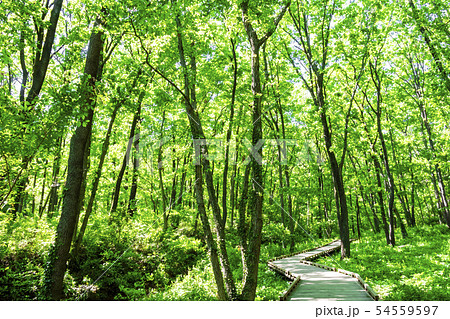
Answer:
[285,0,351,257]
[45,14,105,300]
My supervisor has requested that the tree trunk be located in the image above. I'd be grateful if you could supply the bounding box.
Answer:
[172,10,236,300]
[46,22,104,300]
[48,137,63,216]
[240,0,290,299]
[128,95,144,217]
[370,61,396,246]
[110,103,141,216]
[73,83,131,255]
[373,155,390,244]
[221,37,238,228]
[13,0,65,214]
[409,0,450,93]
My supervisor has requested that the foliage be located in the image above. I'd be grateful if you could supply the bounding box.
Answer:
[2,0,450,301]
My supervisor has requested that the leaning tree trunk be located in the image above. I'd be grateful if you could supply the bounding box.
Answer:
[72,93,123,256]
[45,22,104,300]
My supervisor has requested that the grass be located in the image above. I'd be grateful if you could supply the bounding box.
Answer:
[315,225,450,301]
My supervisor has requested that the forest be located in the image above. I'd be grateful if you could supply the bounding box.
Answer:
[0,0,449,301]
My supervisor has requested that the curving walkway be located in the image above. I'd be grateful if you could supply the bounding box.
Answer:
[268,240,378,301]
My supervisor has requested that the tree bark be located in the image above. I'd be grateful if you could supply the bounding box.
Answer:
[46,21,104,300]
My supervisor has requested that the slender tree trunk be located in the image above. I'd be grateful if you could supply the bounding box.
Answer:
[409,0,450,93]
[238,165,251,279]
[416,97,450,227]
[172,10,235,300]
[176,157,187,207]
[230,163,239,228]
[388,128,413,227]
[278,98,294,251]
[128,98,143,217]
[157,111,168,230]
[110,103,141,216]
[410,168,416,226]
[373,156,390,244]
[31,171,37,216]
[370,61,396,246]
[221,37,238,228]
[48,137,63,216]
[356,196,362,238]
[13,0,65,214]
[38,161,48,217]
[73,83,133,255]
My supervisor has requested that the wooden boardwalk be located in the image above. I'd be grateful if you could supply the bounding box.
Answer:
[268,240,377,301]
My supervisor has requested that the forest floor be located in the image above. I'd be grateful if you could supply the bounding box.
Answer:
[1,213,448,301]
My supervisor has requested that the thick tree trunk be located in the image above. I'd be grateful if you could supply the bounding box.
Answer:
[46,23,104,300]
[239,44,264,301]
